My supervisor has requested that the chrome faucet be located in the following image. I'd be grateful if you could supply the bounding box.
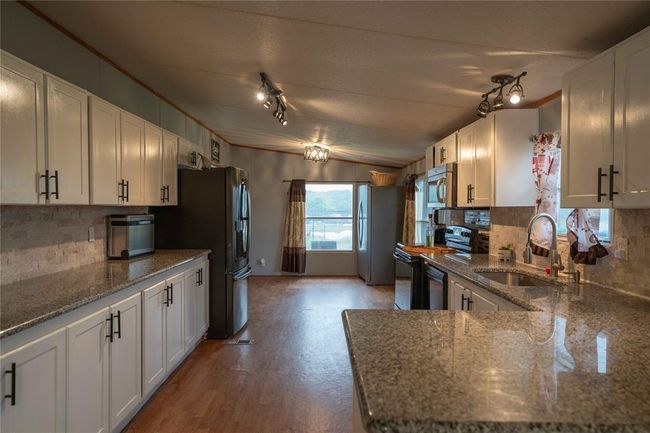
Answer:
[523,213,564,278]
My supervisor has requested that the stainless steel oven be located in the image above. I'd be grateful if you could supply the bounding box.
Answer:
[393,245,425,310]
[427,163,457,208]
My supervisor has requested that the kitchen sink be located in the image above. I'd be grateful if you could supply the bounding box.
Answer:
[476,271,554,287]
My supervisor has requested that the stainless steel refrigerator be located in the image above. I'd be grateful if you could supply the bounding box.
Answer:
[153,167,251,339]
[357,184,404,285]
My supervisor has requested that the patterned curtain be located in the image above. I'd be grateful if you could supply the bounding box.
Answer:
[281,180,306,273]
[531,132,560,257]
[567,209,608,265]
[402,174,417,245]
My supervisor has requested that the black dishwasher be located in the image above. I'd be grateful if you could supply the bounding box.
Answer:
[425,263,448,310]
[393,244,426,310]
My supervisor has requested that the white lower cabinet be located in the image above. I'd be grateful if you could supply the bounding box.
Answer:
[66,308,110,433]
[1,329,66,433]
[3,257,206,433]
[142,272,185,397]
[198,261,209,334]
[108,293,141,431]
[448,274,522,312]
[165,273,185,370]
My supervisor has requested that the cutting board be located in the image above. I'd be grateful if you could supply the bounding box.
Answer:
[402,245,456,255]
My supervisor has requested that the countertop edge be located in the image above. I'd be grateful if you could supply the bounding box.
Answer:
[0,250,210,339]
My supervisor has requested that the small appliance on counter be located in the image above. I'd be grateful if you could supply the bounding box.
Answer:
[107,214,155,259]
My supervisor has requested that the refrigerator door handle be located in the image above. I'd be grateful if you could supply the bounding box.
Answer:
[232,266,252,281]
[357,201,363,249]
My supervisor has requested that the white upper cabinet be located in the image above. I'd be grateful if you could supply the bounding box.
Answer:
[0,53,45,204]
[89,96,121,205]
[45,76,88,204]
[457,109,537,208]
[562,27,650,209]
[561,52,615,208]
[1,328,66,433]
[434,132,457,166]
[613,28,650,208]
[162,131,178,205]
[120,111,145,205]
[144,122,163,205]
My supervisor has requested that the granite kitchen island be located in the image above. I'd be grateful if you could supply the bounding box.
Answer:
[343,253,650,433]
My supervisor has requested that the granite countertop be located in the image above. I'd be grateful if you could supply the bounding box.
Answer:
[343,253,650,433]
[0,249,210,339]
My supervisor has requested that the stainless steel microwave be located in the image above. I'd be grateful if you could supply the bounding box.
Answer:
[107,214,155,259]
[427,163,457,208]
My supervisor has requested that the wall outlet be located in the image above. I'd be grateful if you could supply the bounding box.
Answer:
[88,226,95,242]
[259,258,266,267]
[614,237,628,260]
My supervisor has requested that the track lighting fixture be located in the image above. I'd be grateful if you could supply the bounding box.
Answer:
[256,72,289,126]
[475,71,527,118]
[304,144,329,162]
[476,96,491,118]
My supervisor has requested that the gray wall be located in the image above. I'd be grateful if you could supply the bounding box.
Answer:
[230,146,399,276]
[0,1,220,153]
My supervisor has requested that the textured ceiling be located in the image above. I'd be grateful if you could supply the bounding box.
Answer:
[30,1,650,167]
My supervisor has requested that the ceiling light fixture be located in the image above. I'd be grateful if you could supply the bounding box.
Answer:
[304,144,329,163]
[256,72,289,126]
[476,71,527,118]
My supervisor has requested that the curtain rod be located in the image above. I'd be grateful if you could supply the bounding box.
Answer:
[282,180,370,183]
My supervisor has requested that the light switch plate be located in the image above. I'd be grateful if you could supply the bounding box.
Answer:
[88,226,95,242]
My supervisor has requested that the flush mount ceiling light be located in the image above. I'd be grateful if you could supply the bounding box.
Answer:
[304,144,330,163]
[475,71,527,118]
[256,72,288,126]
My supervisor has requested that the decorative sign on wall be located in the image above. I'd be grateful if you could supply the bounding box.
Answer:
[211,138,220,163]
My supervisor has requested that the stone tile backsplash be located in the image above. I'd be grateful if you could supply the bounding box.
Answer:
[1,205,148,285]
[489,207,650,299]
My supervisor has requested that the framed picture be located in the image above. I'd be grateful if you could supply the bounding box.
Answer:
[211,138,220,163]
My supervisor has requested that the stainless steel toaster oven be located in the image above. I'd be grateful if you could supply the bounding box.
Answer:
[107,214,155,259]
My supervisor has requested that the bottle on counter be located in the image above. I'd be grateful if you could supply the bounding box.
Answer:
[426,213,434,247]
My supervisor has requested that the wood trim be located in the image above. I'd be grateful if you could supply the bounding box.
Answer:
[230,142,402,169]
[525,90,561,108]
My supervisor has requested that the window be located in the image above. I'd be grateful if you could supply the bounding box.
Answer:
[305,183,353,251]
[556,164,612,242]
[414,175,429,244]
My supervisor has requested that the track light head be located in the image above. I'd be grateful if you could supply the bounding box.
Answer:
[476,96,491,118]
[256,91,265,101]
[263,96,273,109]
[508,81,524,105]
[493,87,505,110]
[280,117,288,126]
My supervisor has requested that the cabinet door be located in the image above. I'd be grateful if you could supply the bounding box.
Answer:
[120,111,145,205]
[109,293,141,430]
[456,124,476,207]
[613,29,650,208]
[45,76,88,204]
[89,96,120,205]
[162,131,178,205]
[472,117,493,207]
[1,328,66,433]
[448,279,467,311]
[468,290,498,312]
[197,261,209,334]
[183,267,198,348]
[144,122,163,205]
[142,281,166,396]
[66,308,109,433]
[165,273,185,370]
[561,52,615,208]
[0,54,45,204]
[435,133,457,165]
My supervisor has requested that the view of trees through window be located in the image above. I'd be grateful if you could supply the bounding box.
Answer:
[305,183,353,251]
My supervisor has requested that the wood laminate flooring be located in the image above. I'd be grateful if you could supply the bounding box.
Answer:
[124,276,394,433]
